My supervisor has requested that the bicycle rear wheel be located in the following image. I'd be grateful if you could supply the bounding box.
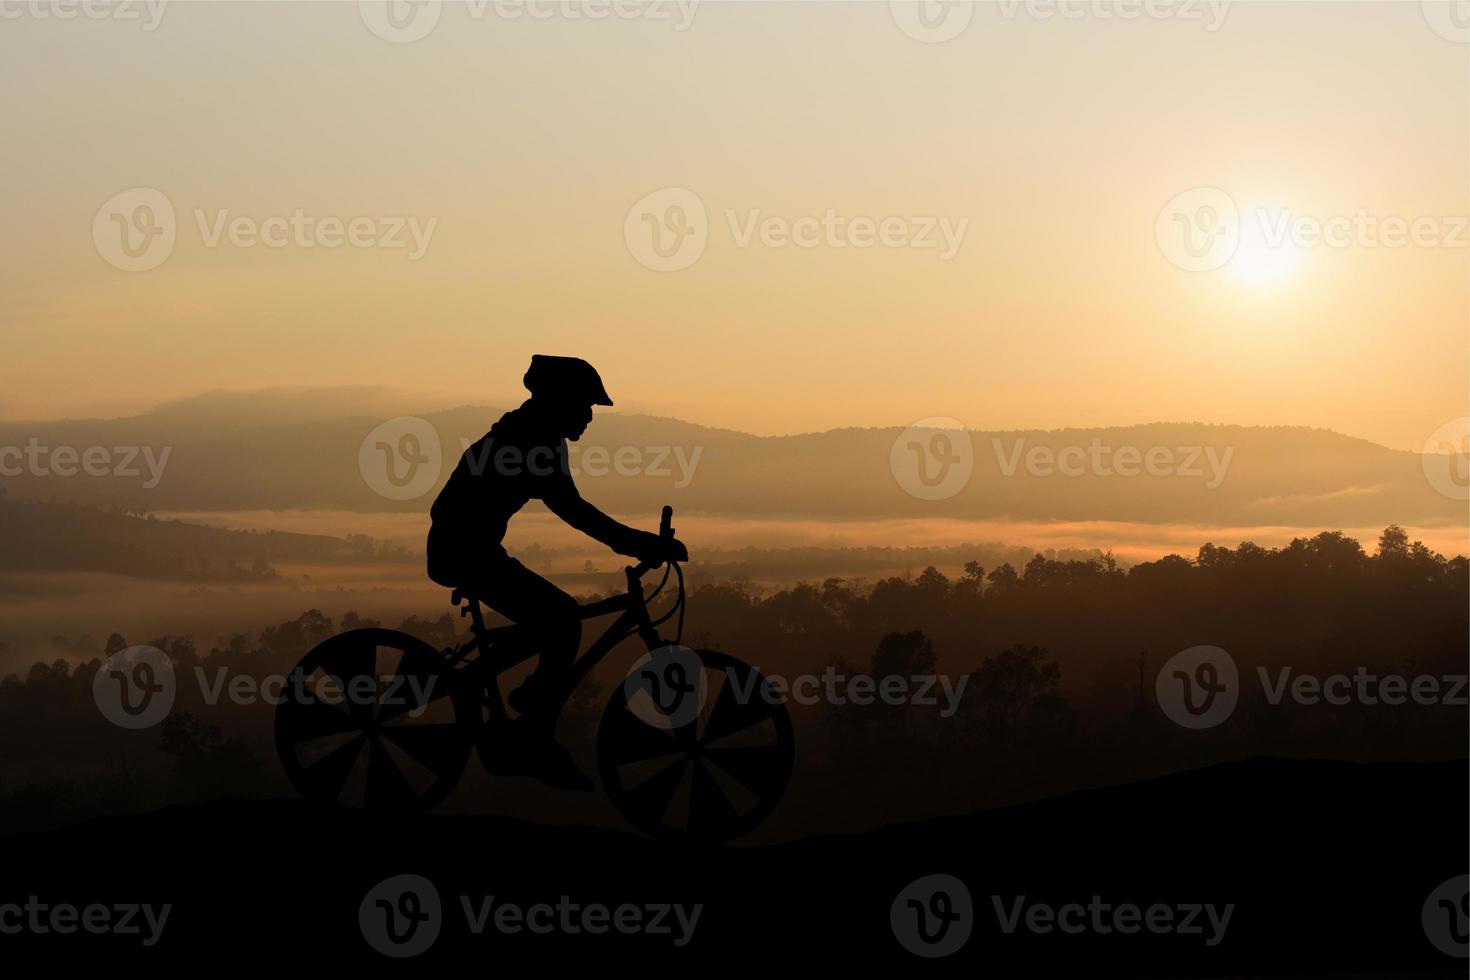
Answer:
[598,648,794,844]
[275,628,479,814]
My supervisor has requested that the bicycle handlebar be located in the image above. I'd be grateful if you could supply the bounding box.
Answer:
[628,505,677,581]
[621,504,685,643]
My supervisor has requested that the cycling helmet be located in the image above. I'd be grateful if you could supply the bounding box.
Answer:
[523,355,613,407]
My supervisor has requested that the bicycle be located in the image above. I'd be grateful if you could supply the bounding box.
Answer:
[274,506,794,844]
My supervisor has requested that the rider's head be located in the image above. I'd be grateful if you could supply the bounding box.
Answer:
[523,355,612,441]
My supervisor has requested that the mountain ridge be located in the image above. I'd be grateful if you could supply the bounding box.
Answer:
[0,392,1460,526]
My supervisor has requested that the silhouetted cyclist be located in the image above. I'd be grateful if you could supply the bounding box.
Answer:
[427,355,687,791]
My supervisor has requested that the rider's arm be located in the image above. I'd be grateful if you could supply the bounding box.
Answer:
[542,483,663,560]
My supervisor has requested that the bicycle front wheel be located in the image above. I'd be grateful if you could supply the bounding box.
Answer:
[597,648,794,844]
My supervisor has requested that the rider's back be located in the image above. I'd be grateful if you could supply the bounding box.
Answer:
[426,403,571,586]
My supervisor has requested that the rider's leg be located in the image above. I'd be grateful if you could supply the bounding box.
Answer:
[470,557,581,731]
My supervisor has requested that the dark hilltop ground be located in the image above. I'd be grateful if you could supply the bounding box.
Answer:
[2,756,1465,974]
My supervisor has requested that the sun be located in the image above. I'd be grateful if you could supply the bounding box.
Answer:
[1230,216,1301,287]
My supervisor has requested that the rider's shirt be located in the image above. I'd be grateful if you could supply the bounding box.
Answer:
[428,403,574,575]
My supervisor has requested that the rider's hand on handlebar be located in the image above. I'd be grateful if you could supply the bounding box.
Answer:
[633,531,688,565]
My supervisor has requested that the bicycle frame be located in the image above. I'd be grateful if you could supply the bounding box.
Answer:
[442,507,682,723]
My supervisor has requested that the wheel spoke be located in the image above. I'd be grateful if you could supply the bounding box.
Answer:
[688,758,741,833]
[602,701,685,766]
[379,723,469,779]
[621,757,689,827]
[376,667,454,725]
[701,671,780,744]
[297,734,365,802]
[284,696,359,743]
[318,640,379,723]
[703,745,787,803]
[365,737,418,811]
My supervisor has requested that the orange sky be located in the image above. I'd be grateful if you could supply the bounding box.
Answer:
[1,1,1466,451]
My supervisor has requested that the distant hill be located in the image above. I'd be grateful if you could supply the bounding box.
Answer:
[0,497,400,581]
[0,495,1093,586]
[0,390,1461,526]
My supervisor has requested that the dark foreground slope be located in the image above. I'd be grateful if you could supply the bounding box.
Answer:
[3,757,1465,974]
